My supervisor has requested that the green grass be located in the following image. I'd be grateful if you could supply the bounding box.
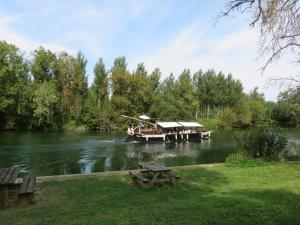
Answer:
[199,118,219,130]
[2,163,300,225]
[225,152,273,167]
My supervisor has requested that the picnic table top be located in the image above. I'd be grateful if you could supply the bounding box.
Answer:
[138,161,171,172]
[0,167,20,186]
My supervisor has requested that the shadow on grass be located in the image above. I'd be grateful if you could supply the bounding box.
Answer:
[1,168,300,225]
[196,188,300,225]
[176,167,228,188]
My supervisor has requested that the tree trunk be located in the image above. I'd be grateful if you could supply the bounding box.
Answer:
[206,104,210,119]
[97,96,100,111]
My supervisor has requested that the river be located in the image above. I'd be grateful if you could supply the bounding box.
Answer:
[0,128,299,176]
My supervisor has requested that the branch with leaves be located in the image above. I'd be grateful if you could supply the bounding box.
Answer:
[220,0,300,84]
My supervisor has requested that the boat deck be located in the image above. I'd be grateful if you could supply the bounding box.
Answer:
[137,131,211,142]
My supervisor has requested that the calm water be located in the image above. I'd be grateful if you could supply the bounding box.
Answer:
[0,129,299,176]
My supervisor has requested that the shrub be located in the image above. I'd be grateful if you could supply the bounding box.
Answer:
[236,127,288,161]
[225,152,270,167]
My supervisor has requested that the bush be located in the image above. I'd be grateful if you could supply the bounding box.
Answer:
[225,152,270,167]
[236,127,288,161]
[218,103,252,129]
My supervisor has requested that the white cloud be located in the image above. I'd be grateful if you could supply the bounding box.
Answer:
[0,12,74,55]
[129,25,300,100]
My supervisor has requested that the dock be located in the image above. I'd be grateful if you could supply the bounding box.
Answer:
[138,131,211,142]
[140,134,166,142]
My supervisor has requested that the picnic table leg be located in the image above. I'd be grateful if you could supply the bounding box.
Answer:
[150,172,161,186]
[0,186,8,208]
[166,172,176,185]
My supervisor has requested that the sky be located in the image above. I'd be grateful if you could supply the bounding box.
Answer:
[1,0,299,101]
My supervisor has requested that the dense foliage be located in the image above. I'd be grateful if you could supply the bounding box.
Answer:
[0,41,298,130]
[237,127,288,160]
[271,87,300,126]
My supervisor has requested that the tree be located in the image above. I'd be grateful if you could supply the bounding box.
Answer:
[0,41,32,129]
[248,87,268,124]
[194,69,243,119]
[135,62,147,77]
[272,86,300,126]
[32,80,59,129]
[219,98,252,128]
[31,47,57,83]
[83,58,110,129]
[55,51,88,123]
[221,0,300,84]
[72,52,88,120]
[55,52,74,122]
[128,63,153,115]
[149,68,161,93]
[149,73,179,120]
[93,58,109,111]
[174,69,198,119]
[110,56,131,125]
[237,127,288,160]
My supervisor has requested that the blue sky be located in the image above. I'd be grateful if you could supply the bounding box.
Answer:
[1,0,299,100]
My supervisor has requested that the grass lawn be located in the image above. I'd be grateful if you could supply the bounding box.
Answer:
[1,163,300,225]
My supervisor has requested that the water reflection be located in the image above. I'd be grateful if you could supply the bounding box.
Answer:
[0,129,299,176]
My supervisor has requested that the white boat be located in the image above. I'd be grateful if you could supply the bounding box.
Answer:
[123,115,211,142]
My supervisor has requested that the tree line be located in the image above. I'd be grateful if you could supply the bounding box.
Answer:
[0,41,299,130]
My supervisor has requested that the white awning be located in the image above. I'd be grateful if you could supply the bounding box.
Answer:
[139,115,150,120]
[156,122,182,128]
[178,122,203,127]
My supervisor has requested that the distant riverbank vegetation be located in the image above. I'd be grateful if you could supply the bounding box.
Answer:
[0,41,299,130]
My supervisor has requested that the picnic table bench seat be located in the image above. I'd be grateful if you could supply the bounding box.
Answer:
[129,171,149,183]
[19,175,36,195]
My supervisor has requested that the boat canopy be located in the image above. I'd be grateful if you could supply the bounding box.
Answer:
[156,122,183,128]
[156,121,204,128]
[139,115,150,120]
[178,122,203,127]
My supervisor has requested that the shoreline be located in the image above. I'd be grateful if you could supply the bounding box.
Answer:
[31,163,224,183]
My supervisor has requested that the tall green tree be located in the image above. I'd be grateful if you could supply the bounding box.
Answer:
[93,58,109,111]
[55,51,88,123]
[128,63,152,115]
[32,80,59,129]
[83,58,110,129]
[110,56,131,125]
[72,52,88,120]
[0,41,32,129]
[174,69,198,119]
[31,47,57,83]
[272,87,300,126]
[248,87,268,125]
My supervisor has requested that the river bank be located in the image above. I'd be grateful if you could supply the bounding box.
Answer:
[2,162,300,225]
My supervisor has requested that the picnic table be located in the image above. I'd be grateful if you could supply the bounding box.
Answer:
[0,167,20,207]
[0,166,36,208]
[129,161,180,188]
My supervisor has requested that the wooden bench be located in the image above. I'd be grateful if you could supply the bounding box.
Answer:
[0,167,20,208]
[129,171,149,183]
[19,175,36,195]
